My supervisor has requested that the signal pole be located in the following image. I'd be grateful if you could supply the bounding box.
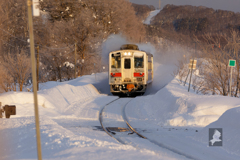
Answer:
[188,42,196,92]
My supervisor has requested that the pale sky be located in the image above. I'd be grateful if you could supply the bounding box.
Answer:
[129,0,240,13]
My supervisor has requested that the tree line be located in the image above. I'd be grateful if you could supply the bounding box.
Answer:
[175,30,240,97]
[0,0,146,92]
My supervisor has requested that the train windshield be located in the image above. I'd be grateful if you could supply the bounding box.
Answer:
[111,53,121,68]
[134,56,144,68]
[124,59,131,69]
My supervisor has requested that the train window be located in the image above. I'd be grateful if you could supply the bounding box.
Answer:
[111,54,121,68]
[134,56,144,68]
[124,59,131,69]
[148,62,152,70]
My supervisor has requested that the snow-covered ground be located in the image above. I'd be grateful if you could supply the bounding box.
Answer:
[1,62,240,159]
[1,10,240,160]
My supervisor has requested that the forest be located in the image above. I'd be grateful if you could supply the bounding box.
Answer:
[0,1,240,97]
[0,0,145,92]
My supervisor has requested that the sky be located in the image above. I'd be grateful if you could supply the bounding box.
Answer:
[129,0,240,13]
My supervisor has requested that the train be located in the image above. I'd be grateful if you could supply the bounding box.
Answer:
[109,44,153,96]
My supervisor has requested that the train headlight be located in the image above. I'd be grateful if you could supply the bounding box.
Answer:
[124,52,131,56]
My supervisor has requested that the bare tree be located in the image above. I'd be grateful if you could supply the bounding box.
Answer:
[0,64,14,92]
[3,51,31,91]
[196,33,239,96]
[225,30,240,97]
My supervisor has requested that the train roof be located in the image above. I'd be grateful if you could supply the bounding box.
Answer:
[120,44,139,50]
[109,50,153,57]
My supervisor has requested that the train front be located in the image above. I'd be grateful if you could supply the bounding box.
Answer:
[109,49,148,96]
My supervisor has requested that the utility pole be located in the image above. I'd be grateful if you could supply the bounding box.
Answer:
[36,45,39,91]
[74,43,77,79]
[27,0,42,160]
[159,0,161,9]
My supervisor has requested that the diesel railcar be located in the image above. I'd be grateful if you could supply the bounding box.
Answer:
[109,44,153,96]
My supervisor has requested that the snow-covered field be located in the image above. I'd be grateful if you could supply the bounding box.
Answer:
[1,62,240,159]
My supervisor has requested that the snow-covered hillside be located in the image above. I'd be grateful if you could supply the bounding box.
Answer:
[144,9,161,25]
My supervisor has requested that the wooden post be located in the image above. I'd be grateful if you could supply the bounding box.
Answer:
[27,0,42,159]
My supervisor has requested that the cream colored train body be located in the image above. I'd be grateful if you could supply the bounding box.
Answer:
[109,44,153,96]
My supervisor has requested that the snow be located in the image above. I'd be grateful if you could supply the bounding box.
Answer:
[1,12,240,160]
[1,40,240,159]
[194,107,240,157]
[1,65,240,159]
[144,10,161,25]
[125,78,240,159]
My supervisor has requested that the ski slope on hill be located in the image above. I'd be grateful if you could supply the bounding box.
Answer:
[144,9,161,25]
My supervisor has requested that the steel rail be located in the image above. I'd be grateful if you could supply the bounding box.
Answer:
[123,100,198,160]
[122,100,147,139]
[99,98,126,144]
[100,97,196,159]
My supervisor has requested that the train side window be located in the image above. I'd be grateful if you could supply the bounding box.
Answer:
[124,59,131,69]
[134,56,144,68]
[111,55,121,68]
[148,62,152,70]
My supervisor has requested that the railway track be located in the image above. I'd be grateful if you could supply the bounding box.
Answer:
[99,98,125,144]
[99,97,199,160]
[99,98,142,144]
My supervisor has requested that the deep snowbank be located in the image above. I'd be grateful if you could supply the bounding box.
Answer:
[126,79,240,127]
[125,78,240,159]
[194,107,240,156]
[0,83,102,117]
